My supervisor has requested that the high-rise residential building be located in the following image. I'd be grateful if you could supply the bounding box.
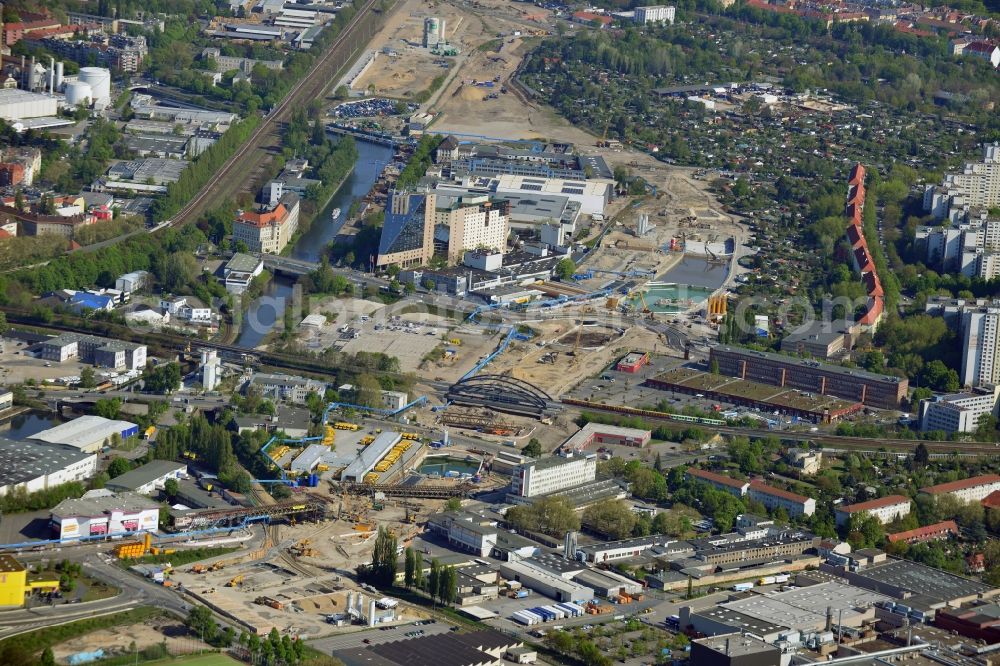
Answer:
[511,454,597,498]
[634,5,675,24]
[960,307,1000,387]
[432,193,510,263]
[920,389,999,433]
[376,191,436,268]
[232,193,300,254]
[924,143,1000,219]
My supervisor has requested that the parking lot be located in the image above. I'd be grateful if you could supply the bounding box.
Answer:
[308,619,452,654]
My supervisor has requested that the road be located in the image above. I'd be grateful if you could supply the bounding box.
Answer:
[309,620,453,655]
[0,553,192,640]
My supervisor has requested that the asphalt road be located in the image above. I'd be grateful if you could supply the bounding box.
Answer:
[308,620,453,655]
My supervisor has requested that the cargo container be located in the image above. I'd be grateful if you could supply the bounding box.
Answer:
[512,589,530,599]
[544,606,565,620]
[556,603,581,618]
[758,576,776,585]
[774,574,790,583]
[512,611,539,626]
[732,582,754,592]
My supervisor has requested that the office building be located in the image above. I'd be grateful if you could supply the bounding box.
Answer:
[428,512,499,557]
[105,460,187,495]
[376,191,436,268]
[30,415,139,454]
[919,474,1000,504]
[248,372,325,404]
[233,193,300,254]
[0,438,97,497]
[50,490,159,540]
[510,454,596,498]
[834,495,911,527]
[960,307,1000,387]
[221,253,264,294]
[920,389,999,433]
[433,193,510,264]
[779,319,856,360]
[562,422,651,451]
[634,5,676,24]
[709,346,908,409]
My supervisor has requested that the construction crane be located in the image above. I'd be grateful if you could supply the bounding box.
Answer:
[569,324,583,359]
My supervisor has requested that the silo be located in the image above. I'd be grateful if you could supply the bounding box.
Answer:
[65,81,93,106]
[27,57,38,90]
[78,67,111,106]
[55,62,64,90]
[438,19,446,43]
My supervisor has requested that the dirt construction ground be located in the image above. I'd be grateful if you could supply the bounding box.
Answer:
[53,618,212,662]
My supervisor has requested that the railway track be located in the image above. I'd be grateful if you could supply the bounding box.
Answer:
[167,0,390,227]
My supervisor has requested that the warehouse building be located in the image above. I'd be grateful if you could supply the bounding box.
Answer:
[709,346,908,409]
[289,443,331,474]
[0,555,59,608]
[835,495,911,527]
[498,560,594,603]
[105,460,187,495]
[0,438,97,497]
[719,580,891,633]
[341,432,402,483]
[571,568,643,598]
[577,534,692,564]
[30,415,139,454]
[50,490,159,540]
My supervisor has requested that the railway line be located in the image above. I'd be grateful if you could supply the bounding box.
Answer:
[170,0,388,226]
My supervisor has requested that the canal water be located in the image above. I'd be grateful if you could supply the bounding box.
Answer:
[0,412,61,439]
[235,139,395,348]
[658,255,729,290]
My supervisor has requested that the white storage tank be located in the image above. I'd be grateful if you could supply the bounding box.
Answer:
[78,67,111,106]
[55,62,64,90]
[65,81,93,107]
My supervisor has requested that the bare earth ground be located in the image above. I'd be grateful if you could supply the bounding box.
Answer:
[53,619,211,662]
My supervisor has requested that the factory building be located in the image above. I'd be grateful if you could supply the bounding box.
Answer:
[0,438,97,497]
[510,454,597,499]
[105,460,187,495]
[0,89,59,121]
[50,490,159,540]
[37,333,147,370]
[834,495,911,527]
[428,512,499,557]
[29,415,139,454]
[690,634,780,666]
[289,443,331,474]
[498,560,594,603]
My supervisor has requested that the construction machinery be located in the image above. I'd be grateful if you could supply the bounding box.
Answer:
[226,575,245,587]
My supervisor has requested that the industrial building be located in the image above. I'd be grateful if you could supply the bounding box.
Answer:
[100,158,188,194]
[709,346,908,409]
[105,460,187,495]
[428,512,499,557]
[690,634,780,666]
[510,453,597,499]
[615,351,650,373]
[50,490,159,540]
[289,443,332,474]
[834,495,911,527]
[498,560,594,603]
[0,88,59,121]
[0,438,97,497]
[577,534,690,564]
[492,174,611,216]
[29,415,139,454]
[37,333,147,371]
[779,319,856,360]
[719,580,890,633]
[341,432,402,483]
[562,422,651,452]
[0,390,12,412]
[334,630,523,666]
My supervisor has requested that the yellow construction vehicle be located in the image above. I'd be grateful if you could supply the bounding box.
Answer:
[226,575,245,587]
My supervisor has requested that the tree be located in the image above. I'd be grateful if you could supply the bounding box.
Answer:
[412,549,424,589]
[445,497,462,511]
[505,495,580,536]
[161,252,199,292]
[94,398,121,420]
[40,647,56,666]
[164,478,179,500]
[439,564,457,605]
[107,457,133,478]
[554,258,576,281]
[143,362,182,394]
[427,558,441,603]
[355,373,383,409]
[186,605,217,643]
[404,547,416,588]
[79,366,97,388]
[522,438,543,457]
[583,499,637,539]
[914,443,929,467]
[370,526,398,587]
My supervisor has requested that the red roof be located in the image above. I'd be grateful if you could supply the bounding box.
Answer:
[982,490,1000,509]
[846,223,865,248]
[572,11,612,25]
[846,203,864,225]
[858,297,883,326]
[854,246,874,272]
[236,203,289,228]
[886,520,958,543]
[836,494,910,513]
[863,271,883,297]
[749,479,810,504]
[849,163,866,186]
[687,467,748,489]
[0,229,11,239]
[966,41,999,54]
[920,474,1000,495]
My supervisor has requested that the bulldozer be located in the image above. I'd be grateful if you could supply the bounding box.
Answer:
[226,575,245,587]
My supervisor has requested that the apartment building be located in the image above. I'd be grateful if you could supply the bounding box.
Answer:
[686,467,749,497]
[747,480,816,518]
[960,307,1000,387]
[248,372,325,404]
[919,474,1000,504]
[924,143,1000,219]
[433,193,511,264]
[510,454,597,498]
[834,495,911,527]
[634,5,675,24]
[709,346,908,409]
[376,191,436,268]
[232,193,300,254]
[915,213,1000,279]
[920,389,999,433]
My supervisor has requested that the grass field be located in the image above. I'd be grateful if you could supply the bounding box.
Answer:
[149,654,240,666]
